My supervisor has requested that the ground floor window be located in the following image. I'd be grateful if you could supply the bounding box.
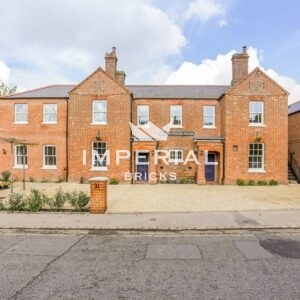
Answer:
[43,145,57,168]
[169,149,183,163]
[248,143,264,171]
[15,145,27,167]
[92,141,107,169]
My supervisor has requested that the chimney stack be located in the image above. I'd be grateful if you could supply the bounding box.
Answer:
[231,46,249,86]
[105,47,117,79]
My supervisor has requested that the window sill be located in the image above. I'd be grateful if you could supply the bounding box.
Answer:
[138,124,150,128]
[249,124,266,127]
[91,122,108,125]
[90,167,108,171]
[13,122,28,125]
[203,126,216,129]
[41,122,57,125]
[248,169,266,173]
[170,125,183,128]
[41,166,57,170]
[13,166,28,169]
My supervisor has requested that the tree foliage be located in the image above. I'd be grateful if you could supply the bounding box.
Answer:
[0,80,16,96]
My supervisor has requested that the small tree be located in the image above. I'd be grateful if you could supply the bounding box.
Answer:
[0,80,16,96]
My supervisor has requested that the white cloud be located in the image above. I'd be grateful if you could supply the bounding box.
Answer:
[0,0,185,88]
[185,0,226,22]
[165,47,300,104]
[0,61,10,84]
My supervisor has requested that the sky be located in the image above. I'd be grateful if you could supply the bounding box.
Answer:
[0,0,300,104]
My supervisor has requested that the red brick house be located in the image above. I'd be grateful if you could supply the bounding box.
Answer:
[0,47,289,184]
[288,101,300,181]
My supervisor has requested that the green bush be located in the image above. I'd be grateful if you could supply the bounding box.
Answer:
[48,187,67,210]
[55,177,64,183]
[236,178,245,186]
[257,180,268,186]
[8,193,27,211]
[1,170,11,182]
[109,177,119,185]
[269,179,278,186]
[79,177,85,184]
[68,190,90,211]
[29,176,35,182]
[0,200,6,210]
[26,189,48,212]
[247,180,255,186]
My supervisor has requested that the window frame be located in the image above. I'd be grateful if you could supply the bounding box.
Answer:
[249,101,264,126]
[14,103,28,124]
[137,105,149,126]
[248,143,264,172]
[92,100,107,124]
[91,141,108,171]
[169,149,183,163]
[43,104,57,124]
[170,105,182,127]
[14,145,28,168]
[43,145,57,169]
[203,106,216,128]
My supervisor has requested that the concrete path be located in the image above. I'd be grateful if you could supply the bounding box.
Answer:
[1,209,300,231]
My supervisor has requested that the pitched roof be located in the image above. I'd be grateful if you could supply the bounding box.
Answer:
[8,85,75,99]
[7,84,229,100]
[127,85,229,99]
[288,100,300,115]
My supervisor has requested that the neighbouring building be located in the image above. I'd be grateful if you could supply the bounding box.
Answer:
[288,100,300,181]
[0,46,289,184]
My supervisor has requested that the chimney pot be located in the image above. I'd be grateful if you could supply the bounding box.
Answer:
[243,46,247,54]
[231,46,249,85]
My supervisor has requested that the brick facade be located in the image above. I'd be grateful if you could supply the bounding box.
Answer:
[288,101,300,180]
[0,47,289,184]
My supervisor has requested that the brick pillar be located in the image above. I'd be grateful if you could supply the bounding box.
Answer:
[89,177,108,213]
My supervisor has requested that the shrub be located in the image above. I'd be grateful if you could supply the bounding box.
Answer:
[109,177,119,185]
[29,176,36,182]
[257,180,268,186]
[269,179,278,186]
[236,178,245,186]
[79,177,85,184]
[1,170,11,182]
[68,190,90,211]
[26,189,48,212]
[41,177,49,183]
[56,177,64,183]
[48,187,67,210]
[247,180,255,186]
[0,200,5,210]
[8,193,27,211]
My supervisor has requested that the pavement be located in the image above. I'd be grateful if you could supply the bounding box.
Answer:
[0,182,300,231]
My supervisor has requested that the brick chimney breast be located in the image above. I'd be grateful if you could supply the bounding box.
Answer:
[231,46,249,86]
[105,47,117,79]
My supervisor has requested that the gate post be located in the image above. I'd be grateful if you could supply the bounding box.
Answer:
[88,177,108,213]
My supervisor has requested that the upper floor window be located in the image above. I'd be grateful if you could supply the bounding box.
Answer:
[43,104,57,124]
[92,100,107,124]
[92,141,108,170]
[170,105,182,127]
[248,143,264,171]
[15,145,27,168]
[203,106,215,127]
[249,101,264,125]
[43,145,57,168]
[137,105,149,126]
[14,104,28,124]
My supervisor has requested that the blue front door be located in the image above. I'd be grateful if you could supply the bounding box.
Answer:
[205,153,215,181]
[137,153,149,181]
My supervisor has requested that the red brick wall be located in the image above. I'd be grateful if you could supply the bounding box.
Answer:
[67,68,132,183]
[288,111,300,163]
[222,69,288,184]
[0,98,67,181]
